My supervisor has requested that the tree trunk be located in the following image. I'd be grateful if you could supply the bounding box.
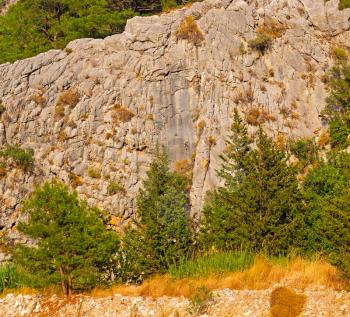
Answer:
[67,274,72,296]
[59,266,67,295]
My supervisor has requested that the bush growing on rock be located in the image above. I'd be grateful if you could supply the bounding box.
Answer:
[0,144,34,172]
[13,181,120,295]
[249,33,272,54]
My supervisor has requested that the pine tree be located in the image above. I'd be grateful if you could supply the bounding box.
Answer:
[121,147,192,281]
[13,181,120,295]
[199,112,305,254]
[303,152,350,277]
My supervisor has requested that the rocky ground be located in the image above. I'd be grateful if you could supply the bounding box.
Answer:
[0,289,349,317]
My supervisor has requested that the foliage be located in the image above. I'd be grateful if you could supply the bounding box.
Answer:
[249,33,272,54]
[288,138,319,167]
[270,287,306,317]
[0,265,24,293]
[0,144,34,172]
[107,181,125,195]
[168,250,253,279]
[323,58,350,149]
[189,285,213,315]
[303,152,350,277]
[329,118,350,149]
[0,102,5,116]
[121,146,192,282]
[339,0,350,10]
[13,182,120,294]
[199,110,306,255]
[0,1,201,64]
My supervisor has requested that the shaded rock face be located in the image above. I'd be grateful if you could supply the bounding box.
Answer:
[0,0,350,234]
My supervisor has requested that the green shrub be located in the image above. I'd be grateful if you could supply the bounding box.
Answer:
[329,119,350,149]
[87,167,101,179]
[249,33,272,54]
[107,181,125,195]
[339,0,350,10]
[13,181,120,294]
[0,265,21,293]
[0,144,34,172]
[289,138,319,166]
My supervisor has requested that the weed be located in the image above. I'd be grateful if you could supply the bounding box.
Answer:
[0,102,5,116]
[112,105,135,123]
[249,33,272,54]
[196,120,206,137]
[31,94,46,106]
[175,16,204,46]
[189,285,213,315]
[0,145,34,172]
[270,287,306,317]
[317,130,329,148]
[0,163,5,177]
[55,105,65,119]
[257,19,287,39]
[68,173,84,188]
[57,89,79,107]
[239,42,246,55]
[107,181,125,195]
[174,159,193,180]
[87,167,101,179]
[331,46,348,61]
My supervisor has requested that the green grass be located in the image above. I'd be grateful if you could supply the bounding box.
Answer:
[168,251,254,279]
[0,265,24,293]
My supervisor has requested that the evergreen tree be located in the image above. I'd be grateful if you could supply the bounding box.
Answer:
[199,112,305,254]
[303,152,350,277]
[13,181,120,295]
[121,147,192,282]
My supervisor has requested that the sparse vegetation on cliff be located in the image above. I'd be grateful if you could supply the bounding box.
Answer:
[0,145,34,172]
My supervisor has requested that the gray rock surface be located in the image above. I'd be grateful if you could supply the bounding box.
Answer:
[0,0,350,238]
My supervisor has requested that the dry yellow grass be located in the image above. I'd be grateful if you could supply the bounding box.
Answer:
[103,257,347,299]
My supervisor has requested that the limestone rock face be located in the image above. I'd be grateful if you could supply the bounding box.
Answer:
[0,0,350,233]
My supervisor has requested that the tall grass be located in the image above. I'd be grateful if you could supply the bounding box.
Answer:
[109,256,348,298]
[168,251,253,279]
[0,265,23,293]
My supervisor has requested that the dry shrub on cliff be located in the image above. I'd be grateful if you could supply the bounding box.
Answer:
[175,16,204,46]
[174,159,193,180]
[112,105,135,123]
[270,287,306,317]
[317,131,330,148]
[57,89,80,107]
[30,94,46,106]
[257,19,287,39]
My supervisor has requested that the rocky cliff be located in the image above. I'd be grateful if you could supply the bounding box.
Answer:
[0,0,350,239]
